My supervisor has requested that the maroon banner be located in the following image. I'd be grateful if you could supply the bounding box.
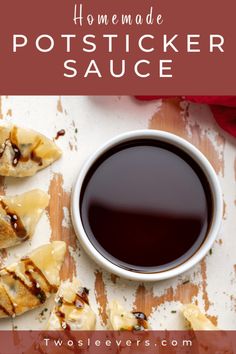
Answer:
[0,330,235,354]
[0,0,235,95]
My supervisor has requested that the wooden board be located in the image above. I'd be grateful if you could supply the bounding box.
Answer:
[0,96,235,330]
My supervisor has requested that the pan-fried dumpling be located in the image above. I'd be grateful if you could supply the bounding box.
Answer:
[0,125,62,177]
[0,189,49,248]
[108,300,149,330]
[0,241,66,318]
[183,305,232,353]
[182,304,217,330]
[47,278,96,330]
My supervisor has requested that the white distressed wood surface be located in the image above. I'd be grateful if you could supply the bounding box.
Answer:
[0,96,235,330]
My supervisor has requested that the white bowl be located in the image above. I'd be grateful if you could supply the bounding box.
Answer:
[71,130,223,281]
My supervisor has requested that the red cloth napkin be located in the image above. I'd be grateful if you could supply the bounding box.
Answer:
[136,96,236,138]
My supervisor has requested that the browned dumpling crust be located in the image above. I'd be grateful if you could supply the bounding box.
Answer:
[0,189,49,249]
[0,125,62,177]
[0,241,66,318]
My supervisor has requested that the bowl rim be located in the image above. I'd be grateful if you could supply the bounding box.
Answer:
[71,129,223,281]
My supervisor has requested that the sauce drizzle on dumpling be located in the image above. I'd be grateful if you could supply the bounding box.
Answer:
[10,127,43,167]
[132,312,148,330]
[54,287,90,330]
[0,128,46,168]
[0,200,27,239]
[0,258,59,317]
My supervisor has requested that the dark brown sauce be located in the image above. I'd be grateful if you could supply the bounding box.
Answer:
[29,136,43,166]
[55,309,71,330]
[30,150,43,166]
[80,139,213,273]
[55,129,66,140]
[76,287,89,306]
[11,143,21,167]
[0,201,27,239]
[132,311,148,330]
[24,268,47,304]
[10,128,22,167]
[0,303,12,317]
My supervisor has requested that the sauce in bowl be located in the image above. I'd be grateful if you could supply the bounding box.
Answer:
[80,139,213,273]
